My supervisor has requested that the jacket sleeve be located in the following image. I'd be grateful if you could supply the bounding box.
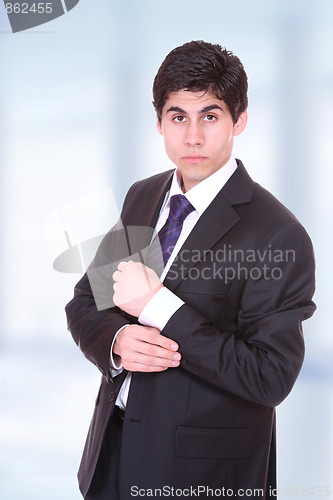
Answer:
[65,180,147,382]
[65,270,133,383]
[161,222,316,407]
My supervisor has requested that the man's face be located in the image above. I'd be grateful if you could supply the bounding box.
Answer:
[157,90,247,192]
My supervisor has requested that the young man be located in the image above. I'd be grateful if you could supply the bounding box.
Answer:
[66,41,316,499]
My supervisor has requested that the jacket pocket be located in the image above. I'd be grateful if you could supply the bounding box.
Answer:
[175,426,252,459]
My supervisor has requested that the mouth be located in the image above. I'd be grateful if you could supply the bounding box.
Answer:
[182,156,207,164]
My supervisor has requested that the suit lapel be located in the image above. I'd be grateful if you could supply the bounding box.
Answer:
[163,194,240,291]
[123,169,174,256]
[147,171,174,228]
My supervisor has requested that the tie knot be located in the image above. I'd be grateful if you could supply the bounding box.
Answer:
[168,194,195,222]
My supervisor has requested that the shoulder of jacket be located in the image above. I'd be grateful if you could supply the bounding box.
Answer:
[128,169,174,192]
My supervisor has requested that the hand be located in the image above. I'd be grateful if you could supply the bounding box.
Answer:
[113,260,163,317]
[113,324,181,372]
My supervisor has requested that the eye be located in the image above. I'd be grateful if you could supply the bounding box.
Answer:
[203,114,217,122]
[173,115,187,123]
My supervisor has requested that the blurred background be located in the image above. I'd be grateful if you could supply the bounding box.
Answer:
[0,0,332,498]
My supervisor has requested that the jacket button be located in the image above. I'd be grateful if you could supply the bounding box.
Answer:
[109,392,115,402]
[181,359,188,367]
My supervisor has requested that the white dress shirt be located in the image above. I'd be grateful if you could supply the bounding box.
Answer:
[111,156,238,409]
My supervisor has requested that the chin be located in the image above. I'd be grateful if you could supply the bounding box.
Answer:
[187,168,210,181]
[182,173,208,191]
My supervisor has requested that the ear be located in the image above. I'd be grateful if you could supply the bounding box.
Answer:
[156,118,163,136]
[233,110,248,137]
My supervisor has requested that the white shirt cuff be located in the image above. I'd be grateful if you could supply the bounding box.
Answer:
[109,324,129,377]
[139,286,184,330]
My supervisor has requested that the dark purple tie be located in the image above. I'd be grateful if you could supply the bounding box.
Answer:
[158,194,195,266]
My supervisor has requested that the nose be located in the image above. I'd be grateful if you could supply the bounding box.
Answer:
[184,121,204,147]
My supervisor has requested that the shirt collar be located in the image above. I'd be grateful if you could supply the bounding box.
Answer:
[166,156,238,215]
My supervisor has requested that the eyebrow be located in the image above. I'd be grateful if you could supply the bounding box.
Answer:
[166,104,223,115]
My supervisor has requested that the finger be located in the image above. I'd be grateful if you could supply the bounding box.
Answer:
[124,358,180,370]
[118,260,134,271]
[122,354,180,371]
[117,261,126,271]
[137,344,181,363]
[117,325,180,356]
[138,329,180,352]
[122,361,169,373]
[122,338,181,364]
[112,270,121,282]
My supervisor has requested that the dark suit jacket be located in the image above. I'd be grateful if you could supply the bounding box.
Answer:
[66,160,316,499]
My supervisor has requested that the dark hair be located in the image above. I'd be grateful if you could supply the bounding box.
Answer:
[153,40,248,124]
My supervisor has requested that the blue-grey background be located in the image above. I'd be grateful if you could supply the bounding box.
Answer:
[0,0,332,498]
